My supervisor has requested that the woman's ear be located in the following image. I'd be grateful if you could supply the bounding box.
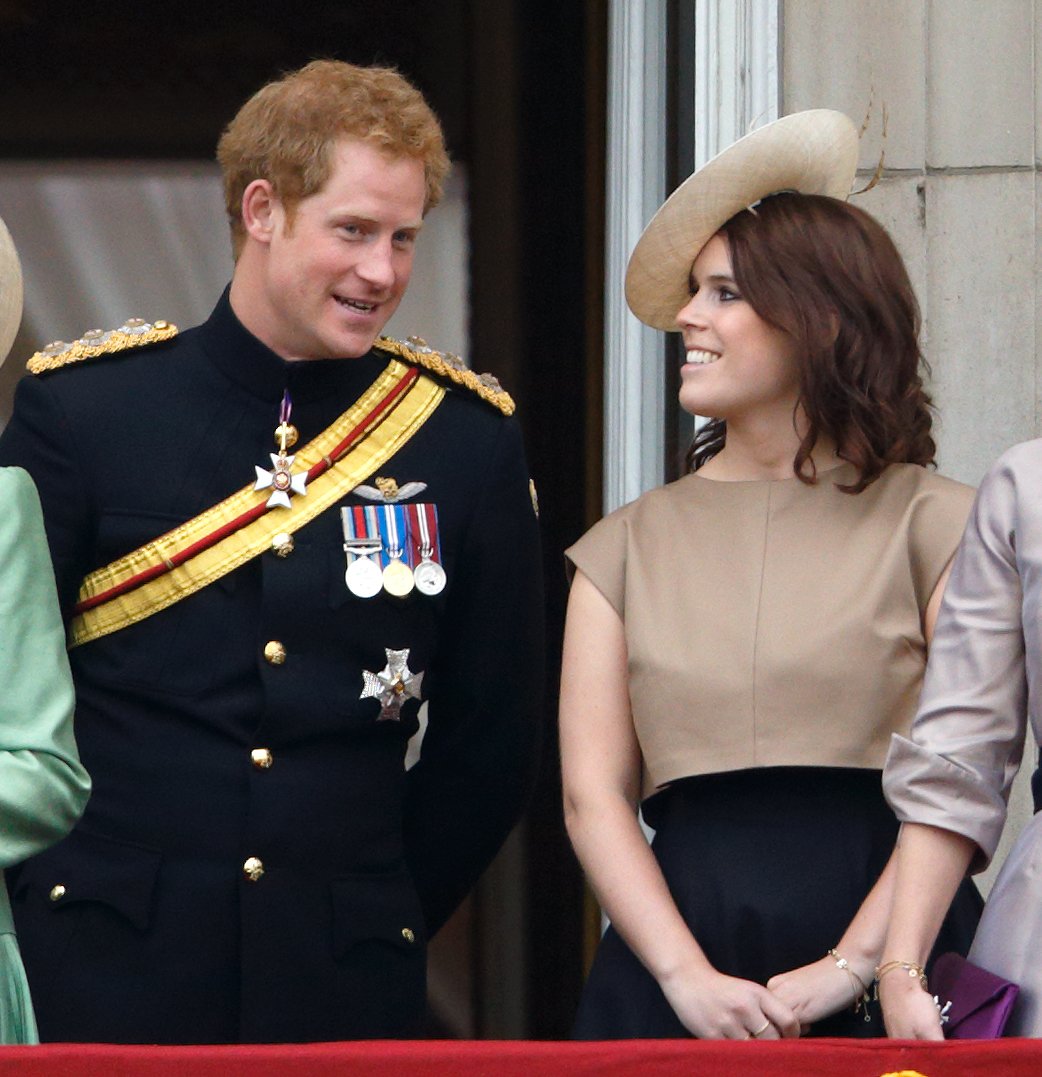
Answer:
[240,179,280,245]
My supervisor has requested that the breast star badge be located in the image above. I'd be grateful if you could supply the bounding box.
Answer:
[360,648,424,721]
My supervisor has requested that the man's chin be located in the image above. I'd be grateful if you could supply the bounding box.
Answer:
[320,327,383,360]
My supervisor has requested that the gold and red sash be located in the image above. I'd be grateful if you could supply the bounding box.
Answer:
[69,360,445,648]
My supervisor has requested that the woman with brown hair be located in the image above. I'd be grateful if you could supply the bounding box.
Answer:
[560,111,981,1040]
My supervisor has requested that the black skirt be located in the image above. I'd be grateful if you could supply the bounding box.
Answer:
[572,767,983,1039]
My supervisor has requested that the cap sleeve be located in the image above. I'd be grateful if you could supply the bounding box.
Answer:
[907,473,976,609]
[564,509,630,618]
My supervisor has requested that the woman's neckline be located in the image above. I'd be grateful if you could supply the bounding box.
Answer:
[687,458,855,486]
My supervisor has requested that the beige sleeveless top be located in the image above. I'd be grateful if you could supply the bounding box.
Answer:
[566,462,974,799]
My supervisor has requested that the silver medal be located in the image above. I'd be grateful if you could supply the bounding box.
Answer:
[411,504,447,596]
[345,554,383,598]
[414,557,447,596]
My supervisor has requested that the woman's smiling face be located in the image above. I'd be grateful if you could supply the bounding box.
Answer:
[674,234,800,425]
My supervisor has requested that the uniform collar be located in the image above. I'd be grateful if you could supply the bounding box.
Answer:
[199,286,387,405]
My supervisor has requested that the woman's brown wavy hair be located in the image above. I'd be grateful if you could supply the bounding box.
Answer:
[685,192,935,493]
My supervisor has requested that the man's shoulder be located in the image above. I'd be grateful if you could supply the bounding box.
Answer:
[373,335,515,417]
[25,317,186,378]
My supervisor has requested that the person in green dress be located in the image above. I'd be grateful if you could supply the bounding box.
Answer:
[0,214,91,1044]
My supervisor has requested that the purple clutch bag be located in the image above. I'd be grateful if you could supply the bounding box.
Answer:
[930,952,1019,1039]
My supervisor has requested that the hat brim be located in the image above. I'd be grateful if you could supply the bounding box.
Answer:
[625,109,860,331]
[0,216,24,368]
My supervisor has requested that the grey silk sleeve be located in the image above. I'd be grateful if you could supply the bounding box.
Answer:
[883,445,1039,873]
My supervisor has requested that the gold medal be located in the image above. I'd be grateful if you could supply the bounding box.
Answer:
[382,557,415,597]
[378,504,414,596]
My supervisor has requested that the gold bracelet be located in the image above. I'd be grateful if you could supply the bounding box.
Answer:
[827,948,871,1019]
[875,959,928,994]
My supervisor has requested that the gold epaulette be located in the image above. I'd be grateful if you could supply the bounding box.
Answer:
[375,335,515,416]
[27,318,179,375]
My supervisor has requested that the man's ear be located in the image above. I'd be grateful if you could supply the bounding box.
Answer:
[241,179,280,245]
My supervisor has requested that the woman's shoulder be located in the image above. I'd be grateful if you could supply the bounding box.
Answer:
[968,439,1042,524]
[567,477,701,577]
[869,462,975,513]
[985,438,1042,482]
[582,474,699,532]
[0,465,41,506]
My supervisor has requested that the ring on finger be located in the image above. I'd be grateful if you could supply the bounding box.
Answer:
[749,1018,772,1038]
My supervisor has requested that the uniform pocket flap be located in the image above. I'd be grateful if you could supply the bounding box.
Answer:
[330,866,426,958]
[13,828,162,932]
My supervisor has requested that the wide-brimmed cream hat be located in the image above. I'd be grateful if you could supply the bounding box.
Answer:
[0,214,24,367]
[625,109,859,330]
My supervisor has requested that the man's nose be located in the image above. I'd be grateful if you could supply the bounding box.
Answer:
[356,239,396,289]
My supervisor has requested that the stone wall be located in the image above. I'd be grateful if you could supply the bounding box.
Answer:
[783,0,1039,891]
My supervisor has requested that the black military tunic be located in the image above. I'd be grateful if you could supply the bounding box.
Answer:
[0,291,544,1044]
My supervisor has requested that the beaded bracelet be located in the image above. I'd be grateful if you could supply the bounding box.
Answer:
[827,948,872,1019]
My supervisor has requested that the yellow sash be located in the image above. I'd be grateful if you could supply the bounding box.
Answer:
[70,361,445,648]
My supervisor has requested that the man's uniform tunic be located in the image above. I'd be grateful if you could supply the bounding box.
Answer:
[0,292,544,1043]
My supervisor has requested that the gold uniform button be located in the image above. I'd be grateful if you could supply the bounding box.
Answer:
[401,927,415,944]
[251,748,274,769]
[263,641,286,665]
[243,857,265,882]
[271,532,295,558]
[49,884,67,902]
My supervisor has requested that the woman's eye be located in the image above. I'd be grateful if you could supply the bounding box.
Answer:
[718,287,740,302]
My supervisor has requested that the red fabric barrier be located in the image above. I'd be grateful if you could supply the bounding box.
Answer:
[0,1039,1040,1076]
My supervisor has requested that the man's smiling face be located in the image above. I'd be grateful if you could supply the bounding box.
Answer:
[255,137,427,360]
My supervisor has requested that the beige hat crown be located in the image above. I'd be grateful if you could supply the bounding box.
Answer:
[0,215,24,367]
[625,109,860,331]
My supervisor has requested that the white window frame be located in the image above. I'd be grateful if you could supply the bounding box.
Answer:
[603,0,780,513]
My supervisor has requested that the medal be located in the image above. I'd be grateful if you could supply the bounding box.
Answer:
[255,391,308,509]
[345,551,384,598]
[414,559,447,596]
[360,647,424,721]
[341,507,384,598]
[407,503,446,596]
[382,559,414,597]
[379,504,414,597]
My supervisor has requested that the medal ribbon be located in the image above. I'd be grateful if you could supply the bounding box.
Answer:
[341,506,381,560]
[365,506,387,567]
[378,504,411,566]
[406,502,443,567]
[70,361,445,647]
